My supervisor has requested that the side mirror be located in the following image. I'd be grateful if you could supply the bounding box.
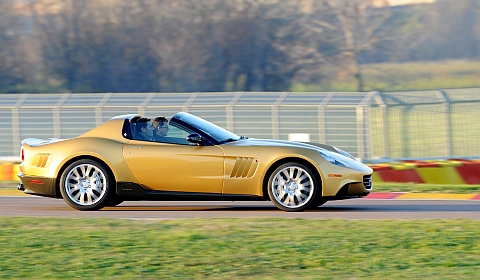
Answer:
[187,133,204,145]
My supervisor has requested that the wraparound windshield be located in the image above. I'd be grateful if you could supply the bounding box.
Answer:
[171,112,240,143]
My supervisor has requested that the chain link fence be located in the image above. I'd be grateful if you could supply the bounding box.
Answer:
[1,89,480,161]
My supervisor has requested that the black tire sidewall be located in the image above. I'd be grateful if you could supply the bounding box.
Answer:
[59,159,113,211]
[267,162,318,212]
[106,196,124,207]
[307,197,328,209]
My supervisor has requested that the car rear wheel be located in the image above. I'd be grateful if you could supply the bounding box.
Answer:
[60,159,112,211]
[267,162,317,212]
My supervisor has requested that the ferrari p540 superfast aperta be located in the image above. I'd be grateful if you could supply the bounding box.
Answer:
[18,112,372,212]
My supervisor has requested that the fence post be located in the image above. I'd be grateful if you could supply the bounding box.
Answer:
[317,92,336,144]
[182,92,199,113]
[12,94,29,154]
[401,105,413,158]
[356,106,367,159]
[272,92,289,139]
[96,93,112,125]
[139,92,157,116]
[226,92,244,132]
[357,92,379,160]
[372,92,389,158]
[53,93,70,138]
[437,90,453,156]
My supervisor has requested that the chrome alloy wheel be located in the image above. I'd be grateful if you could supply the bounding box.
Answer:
[270,165,315,209]
[64,163,108,206]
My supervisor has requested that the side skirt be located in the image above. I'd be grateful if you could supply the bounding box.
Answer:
[116,182,266,201]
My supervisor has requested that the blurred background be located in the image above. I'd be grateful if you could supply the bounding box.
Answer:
[1,0,480,161]
[1,0,479,93]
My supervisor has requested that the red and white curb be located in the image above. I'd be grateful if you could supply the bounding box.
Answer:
[369,159,480,185]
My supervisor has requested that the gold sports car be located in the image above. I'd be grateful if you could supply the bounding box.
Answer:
[18,112,372,212]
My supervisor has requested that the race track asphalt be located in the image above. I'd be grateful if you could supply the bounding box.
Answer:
[1,190,479,220]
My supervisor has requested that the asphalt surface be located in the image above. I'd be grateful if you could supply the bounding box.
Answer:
[0,196,479,219]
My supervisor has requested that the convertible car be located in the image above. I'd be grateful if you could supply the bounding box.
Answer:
[18,112,372,212]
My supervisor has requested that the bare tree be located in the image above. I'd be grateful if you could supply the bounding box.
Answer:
[143,0,293,92]
[322,0,394,91]
[0,1,18,91]
[265,0,331,86]
[275,0,394,91]
[0,0,37,92]
[29,0,160,92]
[413,0,480,60]
[15,0,478,93]
[140,0,220,91]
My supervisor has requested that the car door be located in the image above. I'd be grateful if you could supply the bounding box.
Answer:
[123,140,224,193]
[123,118,224,193]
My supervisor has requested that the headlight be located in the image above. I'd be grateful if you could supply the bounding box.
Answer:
[335,148,357,161]
[318,151,348,167]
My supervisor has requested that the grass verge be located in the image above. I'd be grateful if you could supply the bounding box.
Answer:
[291,60,480,92]
[0,181,18,190]
[1,218,479,279]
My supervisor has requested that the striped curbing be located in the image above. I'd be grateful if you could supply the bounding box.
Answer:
[368,159,480,185]
[0,163,20,182]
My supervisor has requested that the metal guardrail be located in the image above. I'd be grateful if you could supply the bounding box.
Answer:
[1,89,480,160]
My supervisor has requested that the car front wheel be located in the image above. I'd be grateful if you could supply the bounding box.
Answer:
[267,162,318,212]
[60,159,112,211]
[106,196,124,207]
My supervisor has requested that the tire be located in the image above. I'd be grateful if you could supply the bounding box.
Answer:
[267,162,318,212]
[307,198,328,209]
[59,159,113,211]
[106,196,124,207]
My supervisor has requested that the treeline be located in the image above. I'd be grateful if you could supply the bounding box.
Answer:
[1,0,479,93]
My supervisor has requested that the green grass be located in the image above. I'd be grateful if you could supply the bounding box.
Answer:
[291,60,480,92]
[0,181,18,190]
[0,218,478,279]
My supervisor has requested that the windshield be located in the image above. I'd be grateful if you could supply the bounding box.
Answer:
[171,112,240,143]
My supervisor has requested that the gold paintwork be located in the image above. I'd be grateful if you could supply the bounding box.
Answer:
[19,114,373,202]
[123,141,224,193]
[32,153,52,168]
[229,157,258,178]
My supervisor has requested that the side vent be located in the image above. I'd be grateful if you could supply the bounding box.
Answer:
[230,157,259,178]
[34,153,52,168]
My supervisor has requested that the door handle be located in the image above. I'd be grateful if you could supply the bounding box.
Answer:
[128,146,143,149]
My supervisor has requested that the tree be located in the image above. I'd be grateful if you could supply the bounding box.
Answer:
[265,0,330,87]
[145,0,293,92]
[264,0,396,92]
[412,0,480,60]
[321,0,394,91]
[29,0,160,92]
[0,0,37,92]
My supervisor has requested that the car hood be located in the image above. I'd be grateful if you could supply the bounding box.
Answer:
[227,138,346,156]
[226,138,371,172]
